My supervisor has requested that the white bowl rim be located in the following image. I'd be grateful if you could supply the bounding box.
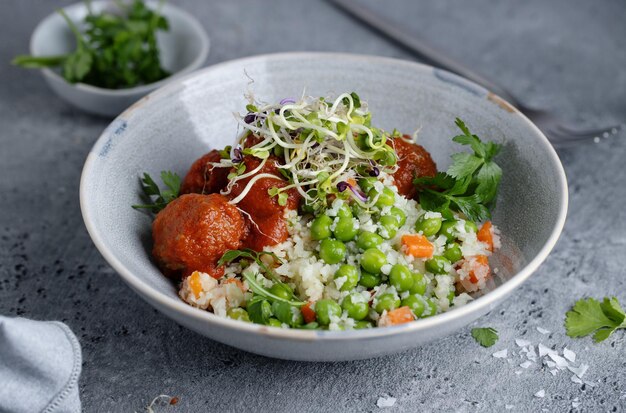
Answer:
[29,0,210,96]
[80,51,569,342]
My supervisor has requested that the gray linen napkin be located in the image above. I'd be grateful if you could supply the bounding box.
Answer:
[0,316,82,413]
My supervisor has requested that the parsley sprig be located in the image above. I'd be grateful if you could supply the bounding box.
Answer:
[414,118,502,222]
[565,296,626,343]
[12,0,169,89]
[471,327,499,347]
[132,171,181,213]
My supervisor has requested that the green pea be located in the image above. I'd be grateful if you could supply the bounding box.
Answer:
[227,307,250,322]
[319,239,347,264]
[341,293,370,320]
[335,264,359,291]
[378,216,398,240]
[359,271,382,288]
[333,217,358,241]
[465,220,478,233]
[439,220,458,241]
[409,272,428,295]
[315,299,342,326]
[448,290,455,305]
[269,283,293,300]
[360,248,387,274]
[272,301,303,327]
[300,322,320,330]
[374,293,400,313]
[389,207,407,227]
[267,318,283,327]
[337,203,353,218]
[389,264,414,292]
[354,320,373,329]
[425,256,452,274]
[356,231,383,250]
[422,299,439,317]
[358,177,377,193]
[443,243,463,263]
[415,216,442,237]
[401,294,426,317]
[311,215,333,240]
[370,187,395,208]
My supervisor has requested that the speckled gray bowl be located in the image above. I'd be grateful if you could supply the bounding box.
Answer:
[30,0,209,117]
[80,53,568,361]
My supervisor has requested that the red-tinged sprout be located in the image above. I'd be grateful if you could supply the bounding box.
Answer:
[280,98,296,105]
[337,181,368,202]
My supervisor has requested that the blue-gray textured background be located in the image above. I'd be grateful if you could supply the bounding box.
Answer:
[1,0,625,411]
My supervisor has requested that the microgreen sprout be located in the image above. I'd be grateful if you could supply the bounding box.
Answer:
[221,92,397,212]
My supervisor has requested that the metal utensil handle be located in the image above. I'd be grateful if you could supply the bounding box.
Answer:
[330,0,519,106]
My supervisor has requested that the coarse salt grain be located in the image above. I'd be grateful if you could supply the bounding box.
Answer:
[492,349,508,359]
[520,360,533,369]
[534,389,546,398]
[563,348,576,362]
[376,396,396,408]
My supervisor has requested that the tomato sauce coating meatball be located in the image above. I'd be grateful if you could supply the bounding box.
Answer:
[228,156,301,251]
[391,136,437,199]
[152,193,246,279]
[180,150,230,195]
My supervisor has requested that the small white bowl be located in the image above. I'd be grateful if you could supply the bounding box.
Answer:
[29,1,209,117]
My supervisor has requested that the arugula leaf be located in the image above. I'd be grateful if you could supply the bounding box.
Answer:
[247,295,273,325]
[413,118,502,222]
[565,297,626,342]
[218,249,304,306]
[132,170,181,213]
[471,327,499,347]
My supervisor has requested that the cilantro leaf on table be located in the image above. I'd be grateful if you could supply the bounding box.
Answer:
[471,327,499,347]
[132,170,181,213]
[565,296,626,342]
[414,118,502,222]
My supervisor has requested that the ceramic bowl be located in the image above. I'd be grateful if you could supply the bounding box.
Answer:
[29,0,209,117]
[80,53,568,361]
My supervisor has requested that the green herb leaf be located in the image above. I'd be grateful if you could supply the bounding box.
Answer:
[565,296,626,342]
[413,118,502,222]
[132,170,181,213]
[471,327,499,347]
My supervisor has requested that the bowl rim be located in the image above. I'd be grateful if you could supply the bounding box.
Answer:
[80,51,568,341]
[29,0,210,96]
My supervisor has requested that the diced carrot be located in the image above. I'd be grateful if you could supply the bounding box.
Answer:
[386,306,415,325]
[477,221,494,251]
[301,302,316,323]
[401,234,434,258]
[189,271,203,299]
[468,255,490,283]
[346,177,357,187]
[223,278,245,292]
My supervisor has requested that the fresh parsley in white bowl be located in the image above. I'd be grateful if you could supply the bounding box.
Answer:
[15,0,209,117]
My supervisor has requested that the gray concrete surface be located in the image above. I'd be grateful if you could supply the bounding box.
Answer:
[1,0,625,411]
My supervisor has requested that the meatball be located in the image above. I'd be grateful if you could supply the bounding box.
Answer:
[228,156,301,251]
[152,193,246,279]
[391,136,437,199]
[180,150,230,195]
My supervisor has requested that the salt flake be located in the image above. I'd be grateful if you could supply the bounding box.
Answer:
[377,396,397,408]
[538,343,557,357]
[549,369,559,376]
[515,338,531,347]
[563,347,576,362]
[536,327,551,334]
[571,375,583,384]
[492,349,508,359]
[534,389,546,398]
[548,353,570,369]
[568,364,589,379]
[520,360,533,369]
